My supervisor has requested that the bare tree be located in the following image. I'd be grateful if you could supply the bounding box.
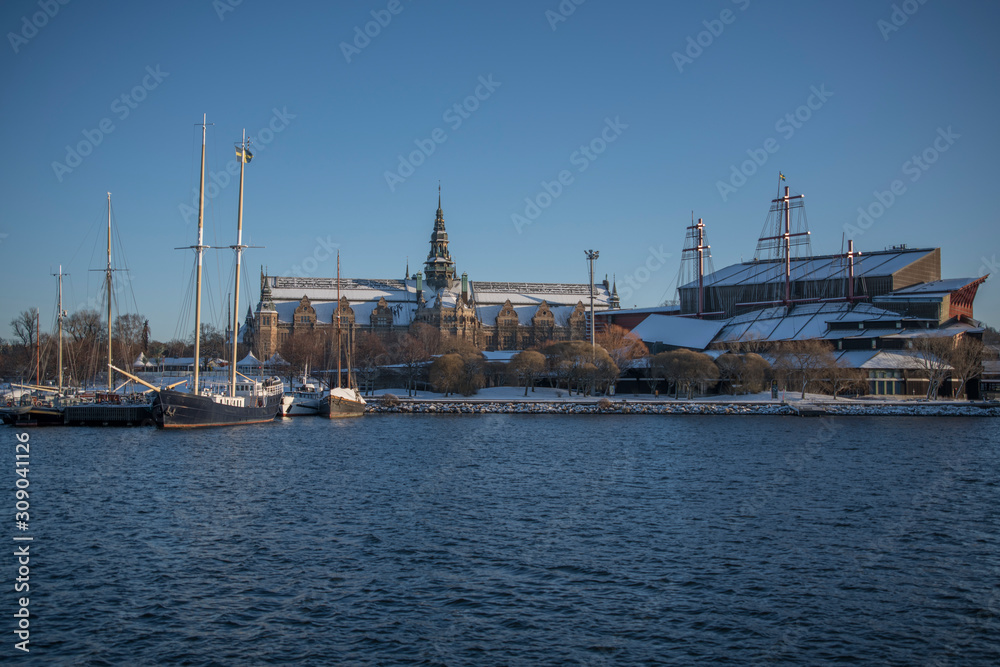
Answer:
[948,336,986,399]
[394,334,428,397]
[113,313,146,369]
[65,309,104,343]
[597,325,648,372]
[355,331,388,395]
[826,359,867,399]
[716,352,770,394]
[541,341,617,396]
[771,340,836,399]
[649,349,717,398]
[458,352,486,396]
[429,353,464,396]
[411,322,443,357]
[911,335,954,399]
[10,308,38,349]
[279,330,324,385]
[510,350,546,396]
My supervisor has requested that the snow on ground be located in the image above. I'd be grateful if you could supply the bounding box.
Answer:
[358,386,993,406]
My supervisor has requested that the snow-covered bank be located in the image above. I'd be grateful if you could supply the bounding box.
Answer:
[367,401,1000,417]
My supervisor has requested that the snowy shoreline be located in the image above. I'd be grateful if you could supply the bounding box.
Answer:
[367,400,1000,417]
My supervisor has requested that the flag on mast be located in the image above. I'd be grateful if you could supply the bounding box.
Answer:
[236,145,253,163]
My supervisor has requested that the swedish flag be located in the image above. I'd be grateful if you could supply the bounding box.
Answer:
[236,146,253,163]
[779,172,785,181]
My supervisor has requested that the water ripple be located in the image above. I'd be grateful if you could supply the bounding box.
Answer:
[24,415,1000,664]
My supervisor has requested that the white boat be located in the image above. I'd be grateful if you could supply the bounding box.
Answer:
[281,373,324,416]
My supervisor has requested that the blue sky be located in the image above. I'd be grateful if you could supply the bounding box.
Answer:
[2,0,998,341]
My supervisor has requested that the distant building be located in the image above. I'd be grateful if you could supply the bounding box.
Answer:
[597,184,991,398]
[247,194,613,358]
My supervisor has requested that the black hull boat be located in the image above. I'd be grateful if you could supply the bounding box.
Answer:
[148,118,283,430]
[319,387,366,419]
[152,380,283,429]
[0,404,64,427]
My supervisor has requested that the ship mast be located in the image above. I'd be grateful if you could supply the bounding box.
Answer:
[336,252,342,390]
[52,265,67,392]
[192,115,208,394]
[230,129,249,397]
[106,192,113,392]
[35,310,40,387]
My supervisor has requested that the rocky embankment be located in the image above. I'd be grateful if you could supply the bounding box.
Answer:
[367,400,1000,417]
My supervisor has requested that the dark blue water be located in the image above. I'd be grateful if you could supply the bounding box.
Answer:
[15,416,1000,664]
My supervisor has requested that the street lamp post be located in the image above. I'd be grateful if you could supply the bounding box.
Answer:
[585,249,599,396]
[585,250,599,351]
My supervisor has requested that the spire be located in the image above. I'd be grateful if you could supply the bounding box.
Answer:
[425,185,455,291]
[405,256,409,280]
[610,274,620,309]
[258,267,275,311]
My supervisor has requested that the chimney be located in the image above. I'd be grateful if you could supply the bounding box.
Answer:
[415,271,423,303]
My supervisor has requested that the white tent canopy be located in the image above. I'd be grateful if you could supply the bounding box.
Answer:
[236,352,264,368]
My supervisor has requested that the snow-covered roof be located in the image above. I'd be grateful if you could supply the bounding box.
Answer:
[856,349,946,370]
[681,247,936,290]
[237,352,263,367]
[715,302,902,344]
[882,277,983,296]
[629,315,725,350]
[265,275,608,326]
[471,281,611,307]
[833,349,880,368]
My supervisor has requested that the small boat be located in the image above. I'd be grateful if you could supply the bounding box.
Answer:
[0,390,65,427]
[318,253,366,419]
[281,369,324,416]
[151,118,283,428]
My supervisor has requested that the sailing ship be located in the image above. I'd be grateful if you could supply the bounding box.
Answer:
[150,118,283,428]
[319,253,366,418]
[62,193,155,426]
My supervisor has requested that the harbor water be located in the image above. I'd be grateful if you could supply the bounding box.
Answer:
[19,415,1000,664]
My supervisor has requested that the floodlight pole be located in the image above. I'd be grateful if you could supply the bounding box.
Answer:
[585,250,599,352]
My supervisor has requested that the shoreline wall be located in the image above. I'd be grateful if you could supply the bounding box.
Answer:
[366,401,1000,417]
